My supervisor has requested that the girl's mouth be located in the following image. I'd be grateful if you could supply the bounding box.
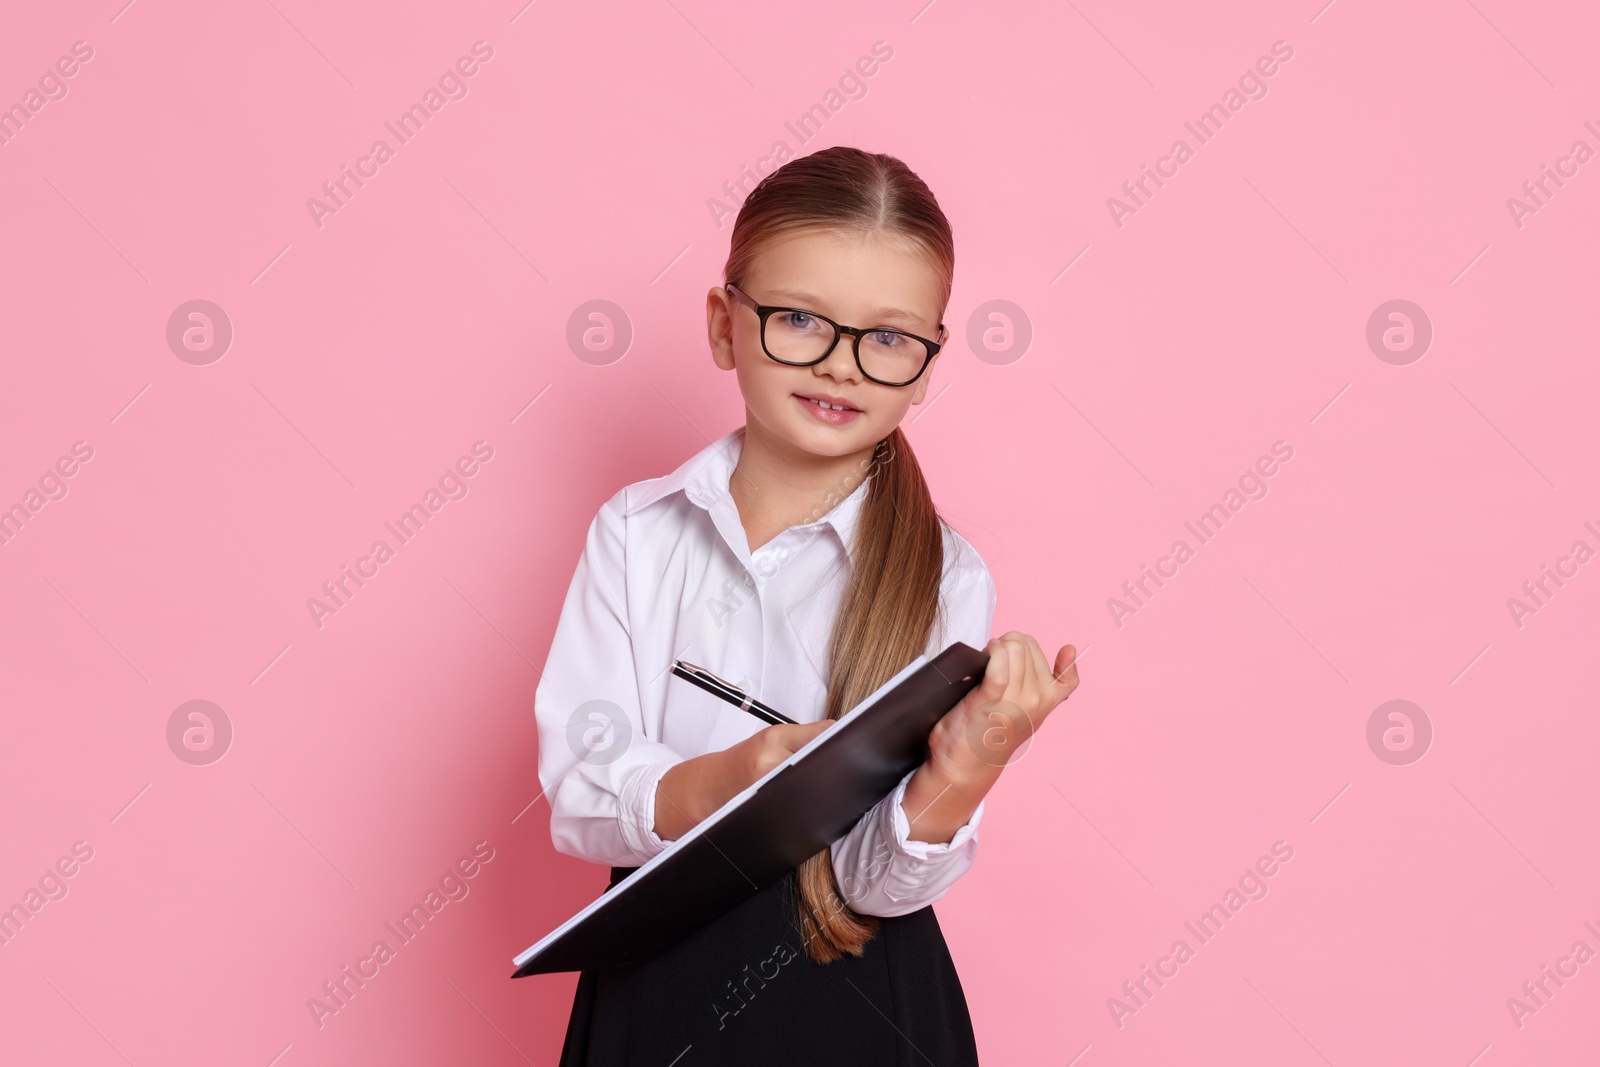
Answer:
[794,393,862,425]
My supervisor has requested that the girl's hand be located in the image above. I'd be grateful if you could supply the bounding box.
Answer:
[730,719,836,790]
[656,720,835,842]
[927,633,1079,788]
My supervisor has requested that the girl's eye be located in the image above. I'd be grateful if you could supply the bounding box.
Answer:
[867,330,904,347]
[782,311,818,330]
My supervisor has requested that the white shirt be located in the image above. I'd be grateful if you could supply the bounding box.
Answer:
[533,424,998,917]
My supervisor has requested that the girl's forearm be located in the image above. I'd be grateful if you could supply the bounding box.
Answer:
[653,751,741,842]
[900,759,1001,845]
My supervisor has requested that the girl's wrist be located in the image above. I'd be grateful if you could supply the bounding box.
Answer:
[926,744,1004,797]
[653,761,690,842]
[655,749,739,841]
[902,756,999,844]
[928,713,1010,791]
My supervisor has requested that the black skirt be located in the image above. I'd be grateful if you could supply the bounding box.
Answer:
[558,865,980,1066]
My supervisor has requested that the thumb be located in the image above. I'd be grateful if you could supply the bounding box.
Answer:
[1051,644,1079,694]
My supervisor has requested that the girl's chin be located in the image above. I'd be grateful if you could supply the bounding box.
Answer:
[768,418,876,456]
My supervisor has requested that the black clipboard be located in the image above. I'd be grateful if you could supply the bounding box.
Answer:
[511,640,990,978]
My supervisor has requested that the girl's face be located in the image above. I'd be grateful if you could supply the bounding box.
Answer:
[708,227,948,461]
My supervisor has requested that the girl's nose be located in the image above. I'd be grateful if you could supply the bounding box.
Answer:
[816,335,863,383]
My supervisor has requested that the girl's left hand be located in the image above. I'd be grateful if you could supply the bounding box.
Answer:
[926,632,1079,787]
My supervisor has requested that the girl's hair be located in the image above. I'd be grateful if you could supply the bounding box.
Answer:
[722,145,955,964]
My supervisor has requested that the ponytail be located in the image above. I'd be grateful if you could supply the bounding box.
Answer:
[792,426,946,962]
[722,145,956,963]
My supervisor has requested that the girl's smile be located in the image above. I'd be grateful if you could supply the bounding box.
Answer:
[794,390,864,425]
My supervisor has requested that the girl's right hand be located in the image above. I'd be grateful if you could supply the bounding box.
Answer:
[656,720,834,842]
[730,720,836,788]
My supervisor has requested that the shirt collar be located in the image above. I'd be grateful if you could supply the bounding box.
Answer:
[623,425,873,552]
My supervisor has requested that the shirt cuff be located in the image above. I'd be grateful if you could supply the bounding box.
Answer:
[619,760,678,859]
[890,769,985,859]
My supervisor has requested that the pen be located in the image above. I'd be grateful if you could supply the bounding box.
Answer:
[669,660,799,726]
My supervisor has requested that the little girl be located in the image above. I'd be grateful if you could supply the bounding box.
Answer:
[536,145,1079,1065]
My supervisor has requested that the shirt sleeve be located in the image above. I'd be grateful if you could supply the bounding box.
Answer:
[534,488,688,868]
[830,527,999,917]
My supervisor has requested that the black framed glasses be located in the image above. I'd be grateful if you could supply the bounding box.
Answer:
[725,283,944,387]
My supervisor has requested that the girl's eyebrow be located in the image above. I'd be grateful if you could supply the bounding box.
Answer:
[765,288,929,328]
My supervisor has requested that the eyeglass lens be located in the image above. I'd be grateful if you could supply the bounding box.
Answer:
[764,310,928,385]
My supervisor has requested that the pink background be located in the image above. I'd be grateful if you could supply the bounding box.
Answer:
[2,0,1596,1063]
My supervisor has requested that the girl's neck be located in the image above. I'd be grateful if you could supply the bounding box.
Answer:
[728,416,877,554]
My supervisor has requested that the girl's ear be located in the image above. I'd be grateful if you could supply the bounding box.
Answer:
[706,287,738,371]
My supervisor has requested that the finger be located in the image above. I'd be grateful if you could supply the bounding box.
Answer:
[1006,635,1029,690]
[977,637,1011,699]
[1009,638,1044,725]
[1052,644,1080,693]
[1019,634,1051,689]
[979,635,1032,714]
[783,721,833,751]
